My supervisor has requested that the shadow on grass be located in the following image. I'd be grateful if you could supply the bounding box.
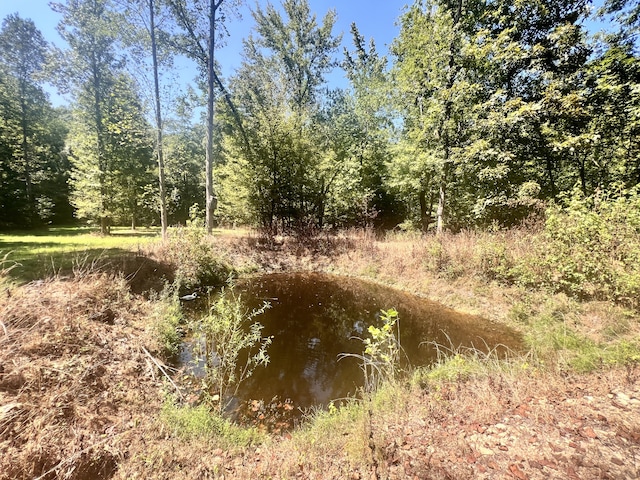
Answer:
[0,227,167,286]
[2,247,134,283]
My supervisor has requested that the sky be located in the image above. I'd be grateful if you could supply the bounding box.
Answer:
[0,0,405,107]
[0,0,614,107]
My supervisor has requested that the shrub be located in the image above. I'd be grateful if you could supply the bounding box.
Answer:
[150,284,183,360]
[161,225,233,291]
[513,188,640,307]
[190,286,272,413]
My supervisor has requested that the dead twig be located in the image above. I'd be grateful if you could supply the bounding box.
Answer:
[141,346,183,400]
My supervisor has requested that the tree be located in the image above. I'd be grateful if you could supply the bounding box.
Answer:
[167,0,243,233]
[67,73,155,228]
[0,14,71,228]
[222,0,341,232]
[0,14,49,223]
[343,24,399,228]
[392,0,480,233]
[53,0,123,233]
[118,0,173,237]
[55,0,155,231]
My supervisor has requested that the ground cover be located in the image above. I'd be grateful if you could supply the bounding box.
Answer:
[0,227,161,283]
[1,226,639,479]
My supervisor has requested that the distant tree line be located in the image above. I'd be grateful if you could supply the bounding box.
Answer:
[0,0,638,234]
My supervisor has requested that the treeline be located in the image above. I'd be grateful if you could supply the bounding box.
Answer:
[1,0,639,233]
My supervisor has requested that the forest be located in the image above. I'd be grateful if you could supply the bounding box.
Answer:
[0,0,639,236]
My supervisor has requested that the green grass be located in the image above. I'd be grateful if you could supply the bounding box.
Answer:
[0,226,162,283]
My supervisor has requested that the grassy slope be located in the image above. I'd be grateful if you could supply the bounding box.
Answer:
[0,227,161,283]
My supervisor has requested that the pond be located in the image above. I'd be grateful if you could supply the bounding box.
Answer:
[180,272,522,427]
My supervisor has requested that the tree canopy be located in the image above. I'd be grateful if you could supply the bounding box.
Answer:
[1,0,639,233]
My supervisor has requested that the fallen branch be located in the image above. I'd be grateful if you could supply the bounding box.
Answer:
[141,346,184,400]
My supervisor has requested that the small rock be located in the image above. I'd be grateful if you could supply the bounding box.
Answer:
[611,456,624,466]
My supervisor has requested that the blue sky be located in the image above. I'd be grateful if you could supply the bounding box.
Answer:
[0,0,614,107]
[0,0,404,106]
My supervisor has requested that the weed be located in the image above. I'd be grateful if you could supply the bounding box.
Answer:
[190,285,272,413]
[161,397,264,447]
[149,284,184,360]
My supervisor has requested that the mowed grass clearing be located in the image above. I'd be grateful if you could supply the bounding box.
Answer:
[0,226,162,283]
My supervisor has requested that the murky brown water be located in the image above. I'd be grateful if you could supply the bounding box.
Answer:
[181,272,522,422]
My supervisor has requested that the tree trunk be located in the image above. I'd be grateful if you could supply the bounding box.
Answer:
[419,188,431,232]
[91,49,108,235]
[205,0,221,234]
[19,92,33,207]
[436,182,446,235]
[149,0,168,240]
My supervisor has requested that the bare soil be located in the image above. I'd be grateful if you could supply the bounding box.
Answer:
[1,233,639,479]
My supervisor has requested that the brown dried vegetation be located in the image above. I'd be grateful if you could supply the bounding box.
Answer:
[1,229,639,479]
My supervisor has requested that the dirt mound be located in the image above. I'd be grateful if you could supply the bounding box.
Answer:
[0,274,162,480]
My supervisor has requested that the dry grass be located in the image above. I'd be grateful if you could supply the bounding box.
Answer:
[0,273,163,480]
[1,227,639,479]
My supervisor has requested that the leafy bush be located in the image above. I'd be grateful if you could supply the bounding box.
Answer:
[514,188,640,307]
[162,225,233,290]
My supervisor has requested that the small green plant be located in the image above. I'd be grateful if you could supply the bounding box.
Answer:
[161,396,264,446]
[340,308,401,479]
[361,308,401,387]
[150,284,183,360]
[192,286,272,413]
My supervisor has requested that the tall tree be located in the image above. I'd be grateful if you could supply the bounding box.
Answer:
[53,0,123,233]
[167,0,242,233]
[119,0,174,238]
[392,0,480,233]
[222,0,341,232]
[0,14,48,222]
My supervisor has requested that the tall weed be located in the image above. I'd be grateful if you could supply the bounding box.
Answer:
[149,284,183,360]
[191,286,272,413]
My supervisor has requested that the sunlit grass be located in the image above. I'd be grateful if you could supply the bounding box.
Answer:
[0,226,162,282]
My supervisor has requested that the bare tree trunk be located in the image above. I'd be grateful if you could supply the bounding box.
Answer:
[205,0,222,234]
[91,50,108,235]
[149,0,168,239]
[19,94,33,206]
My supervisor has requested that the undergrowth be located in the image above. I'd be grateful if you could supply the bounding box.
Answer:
[161,397,265,447]
[159,225,233,292]
[149,284,183,360]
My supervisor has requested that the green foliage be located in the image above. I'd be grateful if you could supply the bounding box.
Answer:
[191,286,272,413]
[341,308,401,394]
[164,225,232,290]
[514,189,640,307]
[418,353,483,384]
[0,15,71,228]
[161,397,264,446]
[150,284,183,360]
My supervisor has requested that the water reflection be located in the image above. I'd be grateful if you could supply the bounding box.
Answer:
[182,272,522,412]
